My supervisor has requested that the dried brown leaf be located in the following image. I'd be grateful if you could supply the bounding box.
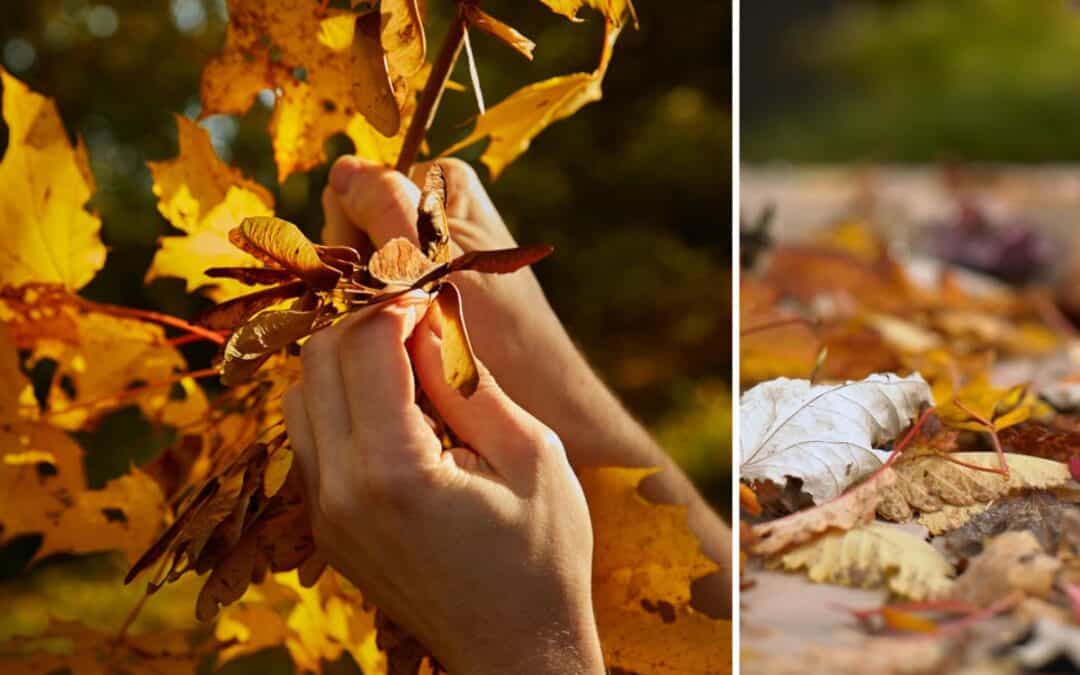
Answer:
[751,469,897,557]
[464,5,536,60]
[417,164,451,263]
[197,281,308,331]
[222,309,318,386]
[205,266,297,286]
[368,237,437,286]
[233,217,340,290]
[449,244,555,275]
[351,11,402,137]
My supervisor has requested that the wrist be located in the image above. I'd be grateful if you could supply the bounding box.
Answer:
[452,604,605,675]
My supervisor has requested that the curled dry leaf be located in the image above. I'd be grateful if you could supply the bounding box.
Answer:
[197,528,260,621]
[417,164,451,263]
[876,452,1074,528]
[381,0,426,77]
[205,266,296,286]
[449,244,555,275]
[750,469,898,557]
[740,372,932,504]
[232,217,340,290]
[436,282,479,398]
[198,280,308,331]
[775,521,955,601]
[538,0,637,26]
[222,308,319,386]
[351,11,402,138]
[463,4,536,60]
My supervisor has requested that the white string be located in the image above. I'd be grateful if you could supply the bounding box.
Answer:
[462,27,485,115]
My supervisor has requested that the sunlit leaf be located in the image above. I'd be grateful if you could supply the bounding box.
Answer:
[443,23,622,178]
[0,68,105,290]
[436,282,479,397]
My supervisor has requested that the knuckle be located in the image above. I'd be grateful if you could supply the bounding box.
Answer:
[371,171,415,212]
[437,158,479,218]
[524,424,565,459]
[439,157,479,188]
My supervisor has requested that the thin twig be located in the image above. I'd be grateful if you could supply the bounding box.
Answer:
[86,302,226,345]
[395,4,468,173]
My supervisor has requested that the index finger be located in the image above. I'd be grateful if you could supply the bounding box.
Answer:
[337,296,442,472]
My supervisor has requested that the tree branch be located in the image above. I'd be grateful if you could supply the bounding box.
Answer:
[395,5,468,174]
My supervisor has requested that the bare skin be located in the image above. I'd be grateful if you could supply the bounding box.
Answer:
[284,301,604,675]
[283,156,732,671]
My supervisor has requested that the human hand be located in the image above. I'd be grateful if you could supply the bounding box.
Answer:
[323,157,636,467]
[323,156,731,618]
[282,295,605,675]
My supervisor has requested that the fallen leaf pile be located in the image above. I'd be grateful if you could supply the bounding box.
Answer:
[741,217,1080,674]
[0,0,731,670]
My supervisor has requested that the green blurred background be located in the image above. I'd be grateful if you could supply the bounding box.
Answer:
[1,0,730,541]
[743,0,1080,162]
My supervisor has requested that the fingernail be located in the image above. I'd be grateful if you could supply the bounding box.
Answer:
[398,290,431,335]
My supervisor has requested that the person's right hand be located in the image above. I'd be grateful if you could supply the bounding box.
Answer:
[283,296,605,675]
[322,157,630,468]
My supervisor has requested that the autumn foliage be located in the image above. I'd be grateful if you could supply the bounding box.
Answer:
[0,1,729,674]
[740,218,1080,673]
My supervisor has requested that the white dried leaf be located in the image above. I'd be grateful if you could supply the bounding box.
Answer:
[740,373,932,503]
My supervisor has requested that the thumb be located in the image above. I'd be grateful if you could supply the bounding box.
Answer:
[328,155,420,247]
[408,306,562,486]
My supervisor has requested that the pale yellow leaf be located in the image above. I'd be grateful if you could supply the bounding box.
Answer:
[776,521,955,600]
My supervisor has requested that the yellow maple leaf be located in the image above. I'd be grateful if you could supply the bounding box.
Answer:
[201,0,419,180]
[0,324,168,566]
[776,521,955,600]
[0,68,105,291]
[581,467,731,674]
[146,116,274,301]
[218,571,384,675]
[935,375,1045,432]
[0,286,209,430]
[443,22,622,179]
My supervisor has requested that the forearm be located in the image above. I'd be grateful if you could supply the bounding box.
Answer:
[510,320,732,615]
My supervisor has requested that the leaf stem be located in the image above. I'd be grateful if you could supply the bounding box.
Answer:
[395,3,468,174]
